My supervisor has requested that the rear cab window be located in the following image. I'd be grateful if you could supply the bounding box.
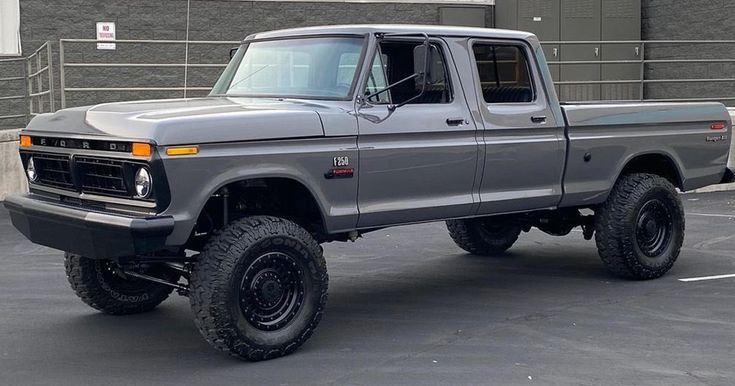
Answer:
[471,43,535,104]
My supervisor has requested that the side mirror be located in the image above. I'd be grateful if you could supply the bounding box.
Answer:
[412,44,444,86]
[362,33,431,111]
[229,47,239,60]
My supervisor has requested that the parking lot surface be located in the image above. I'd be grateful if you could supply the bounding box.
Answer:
[1,191,735,386]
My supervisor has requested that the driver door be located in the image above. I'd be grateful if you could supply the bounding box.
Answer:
[355,38,480,228]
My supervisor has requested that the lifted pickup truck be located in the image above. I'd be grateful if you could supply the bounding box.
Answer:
[5,25,733,361]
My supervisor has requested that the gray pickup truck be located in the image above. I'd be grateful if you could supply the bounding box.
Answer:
[5,25,733,360]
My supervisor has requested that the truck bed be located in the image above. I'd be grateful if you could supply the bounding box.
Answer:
[559,102,732,207]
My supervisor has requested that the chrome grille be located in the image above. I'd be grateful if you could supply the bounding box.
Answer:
[33,153,74,189]
[75,157,129,196]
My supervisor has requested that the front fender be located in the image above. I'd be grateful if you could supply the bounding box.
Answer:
[159,136,359,246]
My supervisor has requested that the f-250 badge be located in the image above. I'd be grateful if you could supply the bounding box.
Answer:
[333,156,349,167]
[326,156,353,179]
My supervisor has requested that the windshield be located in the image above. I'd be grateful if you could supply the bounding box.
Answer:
[211,37,365,99]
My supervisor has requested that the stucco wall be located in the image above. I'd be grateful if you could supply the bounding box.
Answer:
[641,0,735,104]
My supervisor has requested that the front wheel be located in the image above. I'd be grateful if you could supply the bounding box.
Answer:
[595,173,684,280]
[189,216,328,361]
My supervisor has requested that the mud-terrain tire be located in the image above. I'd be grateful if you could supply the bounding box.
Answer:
[189,216,328,361]
[64,254,177,315]
[446,218,522,255]
[595,173,684,280]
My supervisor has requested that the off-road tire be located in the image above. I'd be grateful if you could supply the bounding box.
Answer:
[595,173,685,280]
[446,218,522,255]
[64,254,176,315]
[189,216,328,361]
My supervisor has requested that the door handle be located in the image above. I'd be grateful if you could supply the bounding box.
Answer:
[531,116,547,124]
[446,117,466,126]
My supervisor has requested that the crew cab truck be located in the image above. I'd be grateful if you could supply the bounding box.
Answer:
[4,25,733,361]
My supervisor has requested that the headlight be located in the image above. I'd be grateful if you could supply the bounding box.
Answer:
[26,157,37,182]
[134,167,152,198]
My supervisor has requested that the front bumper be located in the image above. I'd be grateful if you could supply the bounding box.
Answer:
[4,194,174,259]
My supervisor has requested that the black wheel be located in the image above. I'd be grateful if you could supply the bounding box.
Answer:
[64,254,177,315]
[446,218,522,255]
[189,216,328,361]
[595,173,685,280]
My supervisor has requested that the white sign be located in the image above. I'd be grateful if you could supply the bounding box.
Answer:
[96,22,116,50]
[533,16,542,22]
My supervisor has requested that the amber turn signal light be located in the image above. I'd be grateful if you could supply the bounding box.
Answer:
[166,146,199,156]
[19,135,31,147]
[131,142,153,157]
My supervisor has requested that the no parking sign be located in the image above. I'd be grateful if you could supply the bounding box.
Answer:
[96,22,116,50]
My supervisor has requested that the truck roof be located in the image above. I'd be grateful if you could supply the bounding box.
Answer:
[245,24,537,43]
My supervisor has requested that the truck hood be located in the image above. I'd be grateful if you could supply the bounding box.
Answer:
[25,97,329,145]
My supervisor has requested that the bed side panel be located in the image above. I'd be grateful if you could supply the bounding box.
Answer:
[559,102,731,208]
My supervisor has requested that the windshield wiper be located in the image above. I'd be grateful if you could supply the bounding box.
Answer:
[227,64,272,91]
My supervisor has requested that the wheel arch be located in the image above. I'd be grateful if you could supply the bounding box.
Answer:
[616,151,685,190]
[185,168,333,246]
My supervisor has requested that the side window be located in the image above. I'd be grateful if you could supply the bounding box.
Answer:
[472,44,534,104]
[365,41,452,105]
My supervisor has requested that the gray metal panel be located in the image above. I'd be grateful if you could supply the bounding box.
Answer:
[516,0,560,94]
[559,0,601,101]
[493,0,518,29]
[601,0,641,100]
[440,6,487,27]
[468,39,566,215]
[517,0,560,41]
[544,44,560,96]
[355,39,479,227]
[560,102,731,207]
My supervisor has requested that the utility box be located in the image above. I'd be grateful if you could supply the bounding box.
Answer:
[601,0,642,100]
[495,0,640,101]
[440,6,488,28]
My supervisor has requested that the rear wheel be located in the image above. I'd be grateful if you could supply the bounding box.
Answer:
[64,254,177,315]
[189,216,328,361]
[595,173,684,279]
[446,218,522,255]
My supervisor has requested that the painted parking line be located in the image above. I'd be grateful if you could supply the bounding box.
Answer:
[679,273,735,282]
[687,212,735,218]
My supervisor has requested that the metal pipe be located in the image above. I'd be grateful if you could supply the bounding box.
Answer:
[0,95,27,101]
[27,66,48,78]
[47,41,55,112]
[639,42,645,101]
[121,270,188,292]
[59,39,66,109]
[554,80,641,85]
[60,38,240,44]
[542,40,735,44]
[645,58,735,64]
[547,60,641,65]
[63,63,227,68]
[0,76,26,81]
[643,78,735,83]
[64,87,212,92]
[36,49,43,112]
[23,58,31,122]
[163,262,190,275]
[0,114,27,120]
